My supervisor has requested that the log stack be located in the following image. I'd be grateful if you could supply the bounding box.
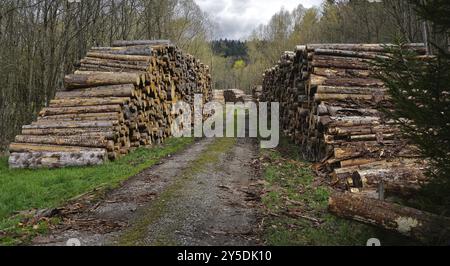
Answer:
[224,89,251,103]
[8,40,211,168]
[213,90,225,104]
[252,85,263,102]
[260,43,450,243]
[261,43,428,194]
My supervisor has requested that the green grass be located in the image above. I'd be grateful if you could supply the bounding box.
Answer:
[0,137,194,245]
[260,137,416,246]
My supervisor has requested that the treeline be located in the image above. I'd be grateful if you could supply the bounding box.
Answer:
[0,0,212,152]
[209,39,249,91]
[211,39,247,58]
[0,0,445,152]
[224,0,428,93]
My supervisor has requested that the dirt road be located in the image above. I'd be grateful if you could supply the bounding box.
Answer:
[33,137,263,246]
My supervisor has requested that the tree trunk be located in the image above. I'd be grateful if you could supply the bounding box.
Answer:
[64,73,141,89]
[86,52,152,62]
[40,105,122,116]
[329,192,450,243]
[24,120,117,129]
[55,84,135,98]
[9,151,107,169]
[111,40,171,47]
[49,97,130,107]
[15,135,114,150]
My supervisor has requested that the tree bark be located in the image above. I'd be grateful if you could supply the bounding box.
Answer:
[55,84,135,98]
[65,73,141,89]
[329,192,450,243]
[9,151,107,169]
[40,105,122,116]
[15,135,114,150]
[112,40,172,47]
[24,120,117,129]
[86,52,152,62]
[49,97,130,107]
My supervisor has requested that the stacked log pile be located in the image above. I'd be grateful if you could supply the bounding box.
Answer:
[261,50,308,144]
[9,40,211,168]
[261,43,428,194]
[224,89,252,103]
[213,90,225,104]
[252,85,263,102]
[260,43,450,242]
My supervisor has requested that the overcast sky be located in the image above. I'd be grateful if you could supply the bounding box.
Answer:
[194,0,323,40]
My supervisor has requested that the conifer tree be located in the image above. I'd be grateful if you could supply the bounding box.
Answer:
[375,0,450,211]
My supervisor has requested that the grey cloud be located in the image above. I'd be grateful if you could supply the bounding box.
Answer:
[196,0,228,14]
[228,0,252,13]
[216,16,255,39]
[195,0,323,39]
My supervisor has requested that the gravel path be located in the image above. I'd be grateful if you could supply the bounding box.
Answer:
[33,137,262,246]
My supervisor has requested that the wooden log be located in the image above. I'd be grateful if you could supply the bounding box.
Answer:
[310,75,385,87]
[49,97,130,107]
[349,167,428,196]
[327,116,382,127]
[312,55,372,70]
[333,143,419,160]
[349,133,396,141]
[79,63,145,73]
[55,84,137,99]
[340,158,378,168]
[86,52,152,62]
[65,73,141,89]
[324,133,396,144]
[40,105,122,116]
[313,48,389,59]
[55,84,135,98]
[315,93,389,102]
[327,125,399,136]
[15,135,115,150]
[332,159,423,179]
[81,57,150,67]
[9,151,107,169]
[21,128,115,137]
[90,46,153,56]
[313,67,373,78]
[328,192,450,243]
[112,40,172,47]
[307,43,426,53]
[38,112,123,122]
[9,143,107,153]
[24,121,117,129]
[322,106,382,117]
[317,86,387,95]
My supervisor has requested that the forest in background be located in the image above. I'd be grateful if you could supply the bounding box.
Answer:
[0,0,434,151]
[213,0,427,94]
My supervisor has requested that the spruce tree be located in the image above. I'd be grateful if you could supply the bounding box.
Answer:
[375,0,450,212]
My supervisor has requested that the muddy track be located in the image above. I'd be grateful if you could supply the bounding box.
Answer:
[33,137,263,246]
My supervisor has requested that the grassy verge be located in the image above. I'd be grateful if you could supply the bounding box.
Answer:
[0,137,194,245]
[260,137,415,246]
